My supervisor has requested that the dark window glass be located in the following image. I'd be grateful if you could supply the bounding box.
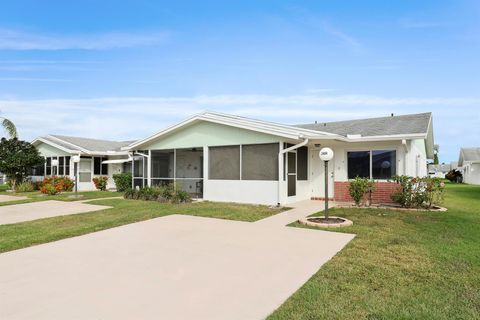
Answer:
[209,146,240,180]
[46,157,52,175]
[102,157,108,175]
[241,143,279,180]
[348,151,370,179]
[65,156,71,176]
[372,150,396,179]
[133,157,144,177]
[94,157,101,175]
[297,146,308,181]
[287,152,296,174]
[58,157,64,175]
[123,162,132,173]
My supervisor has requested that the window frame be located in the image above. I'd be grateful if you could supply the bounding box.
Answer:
[346,149,397,180]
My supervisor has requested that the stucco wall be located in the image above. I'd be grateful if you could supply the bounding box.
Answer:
[36,142,71,157]
[464,163,480,185]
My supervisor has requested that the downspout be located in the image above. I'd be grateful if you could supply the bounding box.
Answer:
[402,139,408,175]
[277,137,309,206]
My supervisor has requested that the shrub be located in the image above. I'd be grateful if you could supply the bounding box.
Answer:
[40,183,58,195]
[123,185,192,204]
[92,176,108,191]
[390,176,445,209]
[39,176,75,194]
[348,177,375,206]
[445,169,462,183]
[112,173,132,192]
[15,181,35,192]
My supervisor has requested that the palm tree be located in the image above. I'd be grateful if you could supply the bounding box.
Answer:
[0,117,17,138]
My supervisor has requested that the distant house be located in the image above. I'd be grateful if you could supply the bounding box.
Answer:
[32,135,133,191]
[458,147,480,185]
[428,163,451,178]
[32,111,435,204]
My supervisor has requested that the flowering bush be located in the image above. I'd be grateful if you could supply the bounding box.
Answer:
[40,183,58,195]
[390,176,445,209]
[92,176,108,191]
[39,176,75,194]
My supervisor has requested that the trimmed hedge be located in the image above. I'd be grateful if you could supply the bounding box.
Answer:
[112,173,132,192]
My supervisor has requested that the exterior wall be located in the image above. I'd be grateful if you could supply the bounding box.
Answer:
[333,181,400,204]
[408,139,428,177]
[142,121,281,150]
[36,143,71,157]
[464,163,480,185]
[204,180,278,205]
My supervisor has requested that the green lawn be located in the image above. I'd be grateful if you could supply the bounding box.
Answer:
[0,190,124,207]
[0,198,283,253]
[269,182,480,320]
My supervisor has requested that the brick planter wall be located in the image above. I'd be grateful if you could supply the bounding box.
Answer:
[333,181,400,204]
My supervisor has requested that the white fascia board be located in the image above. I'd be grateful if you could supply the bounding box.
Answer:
[46,135,90,154]
[32,137,79,154]
[343,133,427,142]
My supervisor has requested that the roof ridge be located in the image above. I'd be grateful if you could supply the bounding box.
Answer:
[297,112,432,126]
[51,134,126,143]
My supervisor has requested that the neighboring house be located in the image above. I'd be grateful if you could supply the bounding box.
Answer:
[32,135,133,191]
[32,112,434,204]
[428,163,451,178]
[458,147,480,185]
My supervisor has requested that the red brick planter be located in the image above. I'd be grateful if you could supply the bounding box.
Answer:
[333,181,400,204]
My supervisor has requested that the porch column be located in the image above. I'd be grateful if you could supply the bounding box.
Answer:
[147,150,152,187]
[277,142,284,205]
[203,146,208,198]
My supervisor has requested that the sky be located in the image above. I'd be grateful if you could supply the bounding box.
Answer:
[0,0,479,162]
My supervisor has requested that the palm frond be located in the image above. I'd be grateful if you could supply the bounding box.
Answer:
[1,117,17,138]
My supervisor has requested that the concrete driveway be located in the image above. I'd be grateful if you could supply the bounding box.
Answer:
[0,200,112,225]
[0,213,354,320]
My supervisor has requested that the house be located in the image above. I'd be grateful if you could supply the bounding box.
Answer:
[32,111,434,204]
[31,135,133,190]
[428,163,451,178]
[458,147,480,185]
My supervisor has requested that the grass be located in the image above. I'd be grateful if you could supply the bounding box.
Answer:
[268,182,480,320]
[0,190,124,207]
[0,199,283,253]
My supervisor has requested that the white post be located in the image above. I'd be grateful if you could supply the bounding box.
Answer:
[147,150,152,187]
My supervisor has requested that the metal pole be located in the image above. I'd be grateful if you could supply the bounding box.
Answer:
[324,160,329,220]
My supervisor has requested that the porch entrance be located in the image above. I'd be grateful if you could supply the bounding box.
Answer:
[287,151,296,198]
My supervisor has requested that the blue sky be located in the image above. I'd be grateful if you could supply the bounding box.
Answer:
[0,0,479,162]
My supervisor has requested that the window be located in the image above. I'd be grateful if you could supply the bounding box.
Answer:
[297,146,308,180]
[59,156,64,175]
[44,156,71,176]
[347,151,370,179]
[93,157,108,175]
[65,156,71,176]
[347,150,396,179]
[241,143,278,180]
[46,157,52,175]
[209,146,240,180]
[372,150,396,179]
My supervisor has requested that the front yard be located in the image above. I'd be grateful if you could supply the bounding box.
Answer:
[269,182,480,319]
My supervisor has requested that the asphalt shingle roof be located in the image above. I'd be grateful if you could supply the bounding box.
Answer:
[295,112,432,137]
[459,147,480,166]
[46,135,134,152]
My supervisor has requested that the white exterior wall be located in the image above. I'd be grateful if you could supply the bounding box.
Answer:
[463,163,480,185]
[407,139,428,177]
[204,180,278,205]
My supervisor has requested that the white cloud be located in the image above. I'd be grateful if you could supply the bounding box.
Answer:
[1,93,478,161]
[0,28,169,50]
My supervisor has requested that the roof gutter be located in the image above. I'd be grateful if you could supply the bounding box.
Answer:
[277,137,309,206]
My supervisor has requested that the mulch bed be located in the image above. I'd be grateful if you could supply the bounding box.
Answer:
[307,217,346,224]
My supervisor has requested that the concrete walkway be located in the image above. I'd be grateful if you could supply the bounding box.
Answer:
[0,194,28,203]
[255,200,335,227]
[0,200,112,225]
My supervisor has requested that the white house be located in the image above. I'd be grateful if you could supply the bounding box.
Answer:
[458,147,480,185]
[32,135,133,190]
[32,111,434,204]
[428,163,451,178]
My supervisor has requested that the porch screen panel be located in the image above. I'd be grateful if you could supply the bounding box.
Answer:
[46,157,52,175]
[209,146,240,180]
[241,143,279,180]
[79,158,92,183]
[297,146,308,180]
[372,150,396,179]
[151,150,174,178]
[58,157,64,175]
[65,156,71,176]
[347,151,370,179]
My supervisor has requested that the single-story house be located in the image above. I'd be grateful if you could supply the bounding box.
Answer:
[31,135,133,190]
[32,111,434,205]
[458,147,480,185]
[428,163,451,178]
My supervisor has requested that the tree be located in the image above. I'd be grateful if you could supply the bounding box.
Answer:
[0,117,17,139]
[0,138,44,189]
[433,144,440,165]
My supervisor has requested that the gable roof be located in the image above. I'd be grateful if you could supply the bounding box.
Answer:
[295,112,432,138]
[458,147,480,166]
[125,111,340,150]
[33,135,134,155]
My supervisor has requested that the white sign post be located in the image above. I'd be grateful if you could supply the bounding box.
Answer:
[319,148,334,219]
